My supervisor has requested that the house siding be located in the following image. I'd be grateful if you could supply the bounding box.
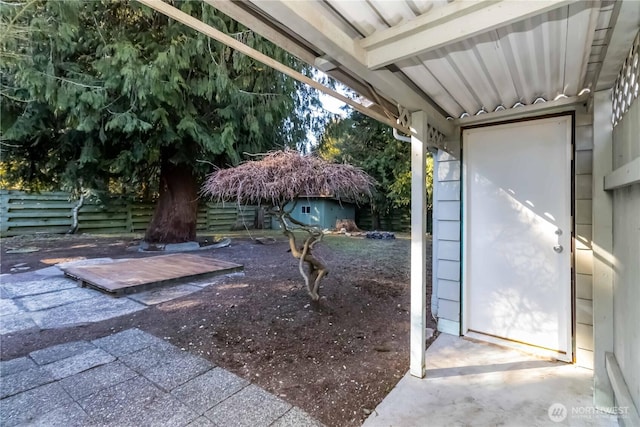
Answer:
[575,115,595,369]
[432,149,461,334]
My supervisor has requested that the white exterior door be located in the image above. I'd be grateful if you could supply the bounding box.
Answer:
[463,116,572,361]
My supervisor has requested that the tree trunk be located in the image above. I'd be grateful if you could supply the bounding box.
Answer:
[145,161,198,243]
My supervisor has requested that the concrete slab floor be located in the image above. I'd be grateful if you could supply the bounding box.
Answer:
[363,334,619,427]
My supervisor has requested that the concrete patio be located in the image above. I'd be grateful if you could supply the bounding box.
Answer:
[363,334,620,427]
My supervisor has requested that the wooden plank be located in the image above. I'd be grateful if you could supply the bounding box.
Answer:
[4,226,70,236]
[5,219,72,227]
[362,0,576,69]
[604,156,640,190]
[78,223,128,231]
[77,214,128,221]
[606,352,640,425]
[79,206,128,213]
[7,203,73,210]
[62,254,243,294]
[5,211,71,218]
[1,191,70,200]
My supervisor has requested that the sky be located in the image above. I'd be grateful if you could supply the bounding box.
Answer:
[320,93,348,117]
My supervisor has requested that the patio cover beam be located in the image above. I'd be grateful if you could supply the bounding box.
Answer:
[135,0,408,133]
[360,0,577,69]
[204,1,399,120]
[247,0,454,136]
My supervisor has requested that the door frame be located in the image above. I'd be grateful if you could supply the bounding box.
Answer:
[460,112,575,362]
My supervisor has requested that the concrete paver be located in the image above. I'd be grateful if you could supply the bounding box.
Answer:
[205,384,292,427]
[171,367,250,413]
[0,366,54,399]
[19,287,96,311]
[58,361,138,400]
[0,299,21,316]
[0,382,74,426]
[0,328,324,426]
[1,278,77,298]
[118,340,186,372]
[0,356,37,376]
[30,340,96,365]
[271,407,326,427]
[77,376,199,427]
[29,295,145,329]
[91,327,165,357]
[186,416,218,427]
[23,401,91,427]
[42,348,115,380]
[127,283,203,305]
[0,312,38,335]
[140,354,213,392]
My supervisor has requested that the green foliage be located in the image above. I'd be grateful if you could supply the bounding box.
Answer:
[317,111,433,216]
[1,0,323,196]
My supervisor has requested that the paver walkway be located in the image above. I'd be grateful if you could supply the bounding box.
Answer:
[1,264,324,426]
[0,260,240,335]
[1,328,322,426]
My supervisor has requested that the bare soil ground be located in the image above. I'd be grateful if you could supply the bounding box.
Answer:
[0,231,436,427]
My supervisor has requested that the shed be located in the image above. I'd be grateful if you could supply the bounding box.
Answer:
[140,0,640,423]
[270,196,355,230]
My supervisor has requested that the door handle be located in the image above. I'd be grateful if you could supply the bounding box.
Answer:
[554,228,563,253]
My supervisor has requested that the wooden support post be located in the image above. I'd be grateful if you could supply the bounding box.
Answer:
[410,110,428,378]
[592,90,615,408]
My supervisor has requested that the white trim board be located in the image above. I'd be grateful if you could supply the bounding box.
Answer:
[604,157,640,190]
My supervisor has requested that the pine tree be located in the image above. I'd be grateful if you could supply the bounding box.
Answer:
[1,0,323,242]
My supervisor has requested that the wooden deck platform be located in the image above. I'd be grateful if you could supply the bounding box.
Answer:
[62,254,243,295]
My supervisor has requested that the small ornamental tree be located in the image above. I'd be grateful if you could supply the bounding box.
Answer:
[202,150,375,301]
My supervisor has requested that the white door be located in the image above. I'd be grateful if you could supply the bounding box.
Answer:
[463,116,572,361]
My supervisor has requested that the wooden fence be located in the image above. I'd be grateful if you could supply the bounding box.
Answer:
[0,190,270,237]
[355,206,432,233]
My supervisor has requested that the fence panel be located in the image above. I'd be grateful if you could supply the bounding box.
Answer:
[1,191,75,236]
[1,190,272,237]
[77,200,130,234]
[355,205,422,232]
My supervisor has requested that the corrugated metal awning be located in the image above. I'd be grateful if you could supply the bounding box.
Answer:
[243,0,617,121]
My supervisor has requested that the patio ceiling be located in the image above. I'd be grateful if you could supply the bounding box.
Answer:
[214,1,622,130]
[144,0,627,135]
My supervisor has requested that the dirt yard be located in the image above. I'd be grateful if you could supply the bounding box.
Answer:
[0,231,436,427]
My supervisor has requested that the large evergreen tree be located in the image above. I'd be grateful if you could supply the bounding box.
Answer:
[1,0,322,242]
